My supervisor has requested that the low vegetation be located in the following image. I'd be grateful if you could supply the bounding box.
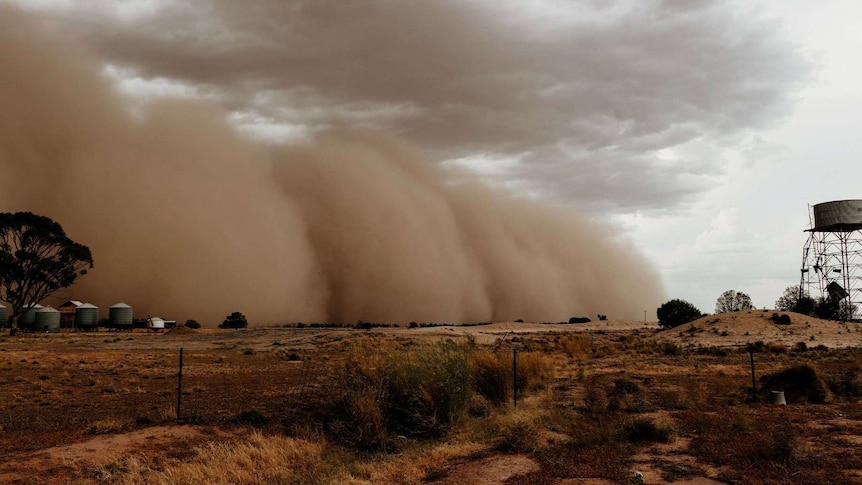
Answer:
[657,298,704,328]
[2,325,862,484]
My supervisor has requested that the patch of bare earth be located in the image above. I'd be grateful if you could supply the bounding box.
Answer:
[428,454,539,485]
[0,425,233,484]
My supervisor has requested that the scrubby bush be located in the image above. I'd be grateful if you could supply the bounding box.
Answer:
[610,378,640,397]
[661,342,682,356]
[235,409,269,427]
[826,371,862,398]
[770,313,791,325]
[496,416,542,453]
[657,299,703,329]
[568,316,591,324]
[759,364,831,404]
[470,350,552,405]
[558,334,592,357]
[471,351,510,405]
[327,341,471,449]
[618,417,673,443]
[184,319,201,329]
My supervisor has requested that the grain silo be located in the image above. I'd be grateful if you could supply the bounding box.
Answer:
[75,303,100,328]
[20,304,44,328]
[34,306,61,332]
[0,304,7,326]
[109,303,133,330]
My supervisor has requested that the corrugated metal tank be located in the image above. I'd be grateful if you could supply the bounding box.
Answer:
[0,304,6,325]
[148,317,165,329]
[20,304,44,327]
[75,303,100,327]
[109,303,133,327]
[812,200,862,231]
[34,306,61,332]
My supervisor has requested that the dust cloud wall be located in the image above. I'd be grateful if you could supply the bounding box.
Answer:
[0,7,664,325]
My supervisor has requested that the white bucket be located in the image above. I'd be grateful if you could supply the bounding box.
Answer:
[770,390,787,405]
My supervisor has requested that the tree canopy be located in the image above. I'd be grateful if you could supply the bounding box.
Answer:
[715,289,754,313]
[657,299,703,329]
[0,212,93,329]
[775,285,816,315]
[219,311,248,329]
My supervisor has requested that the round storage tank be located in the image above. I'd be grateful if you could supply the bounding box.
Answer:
[20,304,44,327]
[148,317,165,330]
[812,200,862,231]
[34,306,61,332]
[75,303,100,328]
[109,303,133,328]
[0,304,6,326]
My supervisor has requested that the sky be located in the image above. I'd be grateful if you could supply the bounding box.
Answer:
[5,0,861,316]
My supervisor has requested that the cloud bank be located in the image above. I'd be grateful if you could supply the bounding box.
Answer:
[35,0,814,213]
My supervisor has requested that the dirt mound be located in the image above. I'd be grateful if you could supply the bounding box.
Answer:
[655,310,862,349]
[165,326,200,336]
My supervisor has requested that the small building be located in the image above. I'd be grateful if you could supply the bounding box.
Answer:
[59,300,83,328]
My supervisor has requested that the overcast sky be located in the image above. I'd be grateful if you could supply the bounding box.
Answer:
[8,0,861,314]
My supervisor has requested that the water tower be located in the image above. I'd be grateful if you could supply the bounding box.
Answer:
[800,200,862,318]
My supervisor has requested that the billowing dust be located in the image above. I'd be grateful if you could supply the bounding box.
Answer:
[0,7,664,324]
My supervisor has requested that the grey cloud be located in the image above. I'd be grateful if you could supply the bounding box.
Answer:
[40,0,812,212]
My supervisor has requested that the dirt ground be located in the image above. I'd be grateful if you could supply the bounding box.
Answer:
[1,314,860,484]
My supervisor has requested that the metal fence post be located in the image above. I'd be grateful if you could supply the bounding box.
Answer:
[177,347,184,421]
[749,347,756,402]
[513,348,518,408]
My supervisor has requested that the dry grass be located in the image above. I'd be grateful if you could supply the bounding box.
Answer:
[94,430,485,485]
[3,327,862,485]
[106,432,327,485]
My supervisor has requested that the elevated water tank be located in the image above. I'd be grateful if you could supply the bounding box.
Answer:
[75,303,100,328]
[34,306,61,332]
[20,304,44,327]
[811,200,862,232]
[0,304,6,326]
[109,303,133,328]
